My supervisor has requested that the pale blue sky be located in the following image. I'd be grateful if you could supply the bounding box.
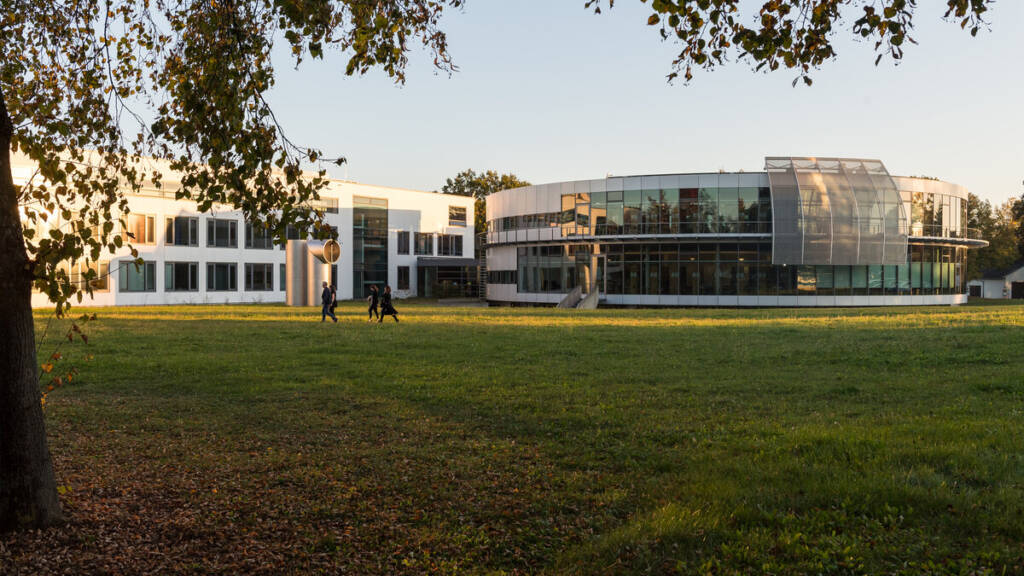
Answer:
[267,1,1023,205]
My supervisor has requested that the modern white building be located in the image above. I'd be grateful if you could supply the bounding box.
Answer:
[486,157,988,307]
[15,155,476,307]
[968,262,1024,299]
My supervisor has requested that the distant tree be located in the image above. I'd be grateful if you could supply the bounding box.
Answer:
[1014,192,1024,258]
[967,194,1021,280]
[439,170,530,235]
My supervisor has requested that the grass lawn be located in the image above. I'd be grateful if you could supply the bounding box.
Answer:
[3,301,1024,574]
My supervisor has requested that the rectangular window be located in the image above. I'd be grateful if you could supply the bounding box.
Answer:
[164,262,199,292]
[398,266,410,290]
[207,263,237,291]
[311,196,339,214]
[126,214,156,244]
[244,263,274,291]
[65,260,110,292]
[438,234,464,256]
[207,218,238,248]
[414,232,434,255]
[448,206,467,227]
[487,270,518,284]
[560,194,575,225]
[353,196,389,298]
[397,231,410,255]
[118,260,156,292]
[280,263,286,292]
[245,222,274,249]
[165,216,199,246]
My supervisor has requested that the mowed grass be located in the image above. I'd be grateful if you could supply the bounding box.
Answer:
[4,301,1024,574]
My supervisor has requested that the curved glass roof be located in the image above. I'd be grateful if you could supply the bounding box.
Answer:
[766,157,908,266]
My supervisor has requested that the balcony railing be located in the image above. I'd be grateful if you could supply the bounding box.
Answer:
[908,224,984,240]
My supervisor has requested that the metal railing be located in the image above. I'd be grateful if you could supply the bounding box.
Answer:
[908,225,985,240]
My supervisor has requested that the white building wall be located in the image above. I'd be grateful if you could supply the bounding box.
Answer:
[20,158,475,308]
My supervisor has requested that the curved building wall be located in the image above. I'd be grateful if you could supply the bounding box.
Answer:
[486,167,980,307]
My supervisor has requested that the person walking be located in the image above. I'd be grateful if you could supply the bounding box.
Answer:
[378,285,399,323]
[321,281,337,323]
[329,283,338,315]
[366,284,380,322]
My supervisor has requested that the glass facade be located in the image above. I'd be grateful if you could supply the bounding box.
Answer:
[515,242,966,297]
[353,195,388,298]
[765,157,907,266]
[904,190,968,238]
[488,186,773,236]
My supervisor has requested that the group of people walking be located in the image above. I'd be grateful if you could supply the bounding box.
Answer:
[320,281,399,323]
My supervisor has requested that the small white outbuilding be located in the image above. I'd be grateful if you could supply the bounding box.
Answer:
[968,261,1024,299]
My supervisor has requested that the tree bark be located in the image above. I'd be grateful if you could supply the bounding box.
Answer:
[0,87,63,531]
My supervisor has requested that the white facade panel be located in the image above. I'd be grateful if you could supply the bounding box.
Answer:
[21,155,475,308]
[698,174,719,188]
[738,173,763,188]
[678,175,699,189]
[660,175,681,189]
[717,174,739,188]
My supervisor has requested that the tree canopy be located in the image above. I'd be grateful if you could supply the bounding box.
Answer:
[590,0,993,84]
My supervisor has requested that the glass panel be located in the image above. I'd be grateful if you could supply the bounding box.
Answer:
[624,262,641,294]
[898,264,911,293]
[353,196,388,298]
[797,266,816,294]
[868,265,883,295]
[718,262,737,295]
[700,262,717,295]
[816,266,834,295]
[738,263,757,295]
[777,266,797,295]
[883,265,897,292]
[834,265,851,295]
[680,262,699,295]
[698,187,718,233]
[717,187,738,233]
[852,265,868,295]
[603,203,621,235]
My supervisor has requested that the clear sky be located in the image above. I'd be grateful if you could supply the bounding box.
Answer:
[265,1,1023,206]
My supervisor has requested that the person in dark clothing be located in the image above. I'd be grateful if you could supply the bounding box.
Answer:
[378,285,399,323]
[366,284,380,322]
[321,281,337,323]
[329,284,338,314]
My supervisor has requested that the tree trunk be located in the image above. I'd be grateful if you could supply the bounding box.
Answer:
[0,88,63,531]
